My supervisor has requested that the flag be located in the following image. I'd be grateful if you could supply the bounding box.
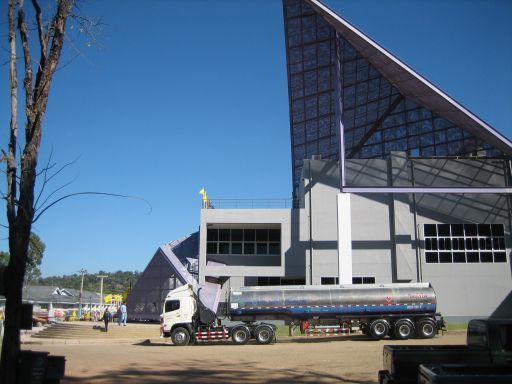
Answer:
[199,187,209,207]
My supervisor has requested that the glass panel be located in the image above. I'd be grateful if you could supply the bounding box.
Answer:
[269,229,281,242]
[257,243,268,255]
[219,229,230,242]
[218,243,230,254]
[206,243,217,254]
[256,229,269,241]
[269,243,281,255]
[244,243,255,255]
[207,229,218,242]
[424,224,437,237]
[467,252,479,263]
[425,252,438,263]
[244,229,255,241]
[453,252,466,263]
[231,229,243,242]
[231,243,242,254]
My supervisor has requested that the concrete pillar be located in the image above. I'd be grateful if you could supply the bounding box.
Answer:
[337,193,353,284]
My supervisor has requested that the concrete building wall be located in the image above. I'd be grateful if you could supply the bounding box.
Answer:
[197,154,511,319]
[199,209,294,284]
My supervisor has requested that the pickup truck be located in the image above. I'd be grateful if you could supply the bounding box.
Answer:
[378,318,512,384]
[418,364,512,384]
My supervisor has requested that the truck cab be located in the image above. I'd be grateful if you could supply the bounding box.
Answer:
[467,319,512,365]
[162,284,197,344]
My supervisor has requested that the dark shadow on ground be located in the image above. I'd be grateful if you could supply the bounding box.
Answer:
[62,359,377,384]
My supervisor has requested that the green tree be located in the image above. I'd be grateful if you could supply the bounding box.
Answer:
[0,251,9,266]
[0,234,46,282]
[26,233,45,283]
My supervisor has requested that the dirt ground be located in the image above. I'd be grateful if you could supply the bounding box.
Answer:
[21,330,466,384]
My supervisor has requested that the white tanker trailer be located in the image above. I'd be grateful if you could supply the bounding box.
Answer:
[162,282,444,346]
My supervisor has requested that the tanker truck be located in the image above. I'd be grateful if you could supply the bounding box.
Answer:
[162,282,444,346]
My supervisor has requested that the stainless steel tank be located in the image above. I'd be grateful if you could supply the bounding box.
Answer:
[228,283,437,321]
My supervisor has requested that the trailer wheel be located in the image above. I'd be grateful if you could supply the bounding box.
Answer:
[255,325,274,345]
[369,319,389,339]
[171,327,190,346]
[416,319,437,339]
[393,319,414,340]
[231,326,250,345]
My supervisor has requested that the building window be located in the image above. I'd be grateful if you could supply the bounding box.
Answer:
[207,228,281,256]
[321,277,339,285]
[257,277,305,286]
[424,223,507,264]
[352,276,375,284]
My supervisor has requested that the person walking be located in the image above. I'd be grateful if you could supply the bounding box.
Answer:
[102,309,112,332]
[117,306,122,326]
[120,302,127,326]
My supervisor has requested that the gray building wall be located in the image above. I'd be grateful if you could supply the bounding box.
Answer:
[198,153,511,319]
[304,154,511,319]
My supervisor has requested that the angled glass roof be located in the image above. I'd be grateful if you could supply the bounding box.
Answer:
[283,0,512,194]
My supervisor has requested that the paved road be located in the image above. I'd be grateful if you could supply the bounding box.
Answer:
[23,331,466,384]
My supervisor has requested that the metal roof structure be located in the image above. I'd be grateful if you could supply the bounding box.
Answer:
[306,0,512,155]
[283,0,512,194]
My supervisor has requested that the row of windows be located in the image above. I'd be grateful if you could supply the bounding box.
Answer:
[207,242,280,256]
[207,228,281,256]
[425,223,504,237]
[207,228,280,242]
[425,251,506,264]
[424,224,507,264]
[257,277,306,286]
[321,277,376,285]
[256,276,376,286]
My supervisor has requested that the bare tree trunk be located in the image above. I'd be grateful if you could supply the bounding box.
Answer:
[1,1,72,382]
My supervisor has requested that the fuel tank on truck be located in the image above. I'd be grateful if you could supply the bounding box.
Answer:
[228,283,437,321]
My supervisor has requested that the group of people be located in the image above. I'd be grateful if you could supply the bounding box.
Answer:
[101,302,127,332]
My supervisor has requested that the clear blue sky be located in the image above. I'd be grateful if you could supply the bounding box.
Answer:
[1,0,511,277]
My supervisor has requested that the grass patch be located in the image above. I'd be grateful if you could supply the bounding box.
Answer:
[445,322,468,331]
[275,325,292,337]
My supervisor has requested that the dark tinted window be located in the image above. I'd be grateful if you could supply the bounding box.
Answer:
[165,300,180,313]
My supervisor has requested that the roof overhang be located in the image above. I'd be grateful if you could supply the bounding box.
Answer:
[305,0,512,156]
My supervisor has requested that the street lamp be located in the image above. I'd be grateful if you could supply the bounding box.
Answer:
[98,275,108,311]
[78,268,87,319]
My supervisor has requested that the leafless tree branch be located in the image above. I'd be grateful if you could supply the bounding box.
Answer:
[33,192,152,223]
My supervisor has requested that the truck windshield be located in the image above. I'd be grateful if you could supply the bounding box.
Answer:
[165,300,180,313]
[467,321,488,348]
[500,325,512,351]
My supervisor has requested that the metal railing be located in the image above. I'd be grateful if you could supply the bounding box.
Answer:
[202,198,303,209]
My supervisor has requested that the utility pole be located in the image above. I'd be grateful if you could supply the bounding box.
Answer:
[98,275,108,312]
[78,268,87,319]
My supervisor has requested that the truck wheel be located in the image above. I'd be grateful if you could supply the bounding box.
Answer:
[369,319,389,339]
[231,326,250,345]
[393,319,414,340]
[255,325,274,345]
[417,319,437,339]
[171,327,190,346]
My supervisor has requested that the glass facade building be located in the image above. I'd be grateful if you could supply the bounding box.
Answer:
[283,0,509,196]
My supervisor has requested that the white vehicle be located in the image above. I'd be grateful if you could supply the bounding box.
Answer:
[162,283,444,346]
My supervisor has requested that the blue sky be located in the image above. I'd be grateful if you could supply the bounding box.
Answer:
[1,0,511,277]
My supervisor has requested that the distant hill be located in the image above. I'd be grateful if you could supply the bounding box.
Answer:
[38,270,141,294]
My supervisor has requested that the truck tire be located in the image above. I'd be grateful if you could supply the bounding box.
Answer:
[171,327,190,346]
[231,326,250,345]
[255,325,274,345]
[393,319,414,340]
[369,319,389,339]
[416,319,437,339]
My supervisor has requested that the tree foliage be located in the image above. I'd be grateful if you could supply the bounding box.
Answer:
[0,233,46,282]
[38,270,140,294]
